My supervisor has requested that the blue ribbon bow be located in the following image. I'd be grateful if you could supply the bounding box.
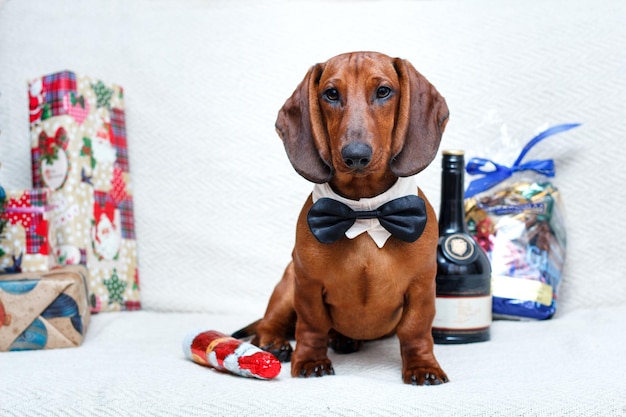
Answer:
[464,123,581,198]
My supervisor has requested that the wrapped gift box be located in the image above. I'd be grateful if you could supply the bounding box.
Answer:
[28,71,140,312]
[0,188,55,273]
[0,265,90,351]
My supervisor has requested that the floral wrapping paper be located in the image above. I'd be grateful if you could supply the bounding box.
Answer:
[28,71,140,312]
[0,265,90,351]
[0,188,55,273]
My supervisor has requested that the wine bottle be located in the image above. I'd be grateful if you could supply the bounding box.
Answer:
[432,150,491,344]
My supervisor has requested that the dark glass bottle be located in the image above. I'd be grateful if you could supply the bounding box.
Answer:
[432,150,491,344]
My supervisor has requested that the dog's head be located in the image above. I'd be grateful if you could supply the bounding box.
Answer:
[275,51,449,191]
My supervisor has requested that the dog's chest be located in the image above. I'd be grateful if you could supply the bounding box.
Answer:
[319,243,409,338]
[316,238,412,304]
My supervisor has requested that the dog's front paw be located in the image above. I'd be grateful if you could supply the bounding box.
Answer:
[292,358,335,378]
[259,340,293,363]
[403,367,449,386]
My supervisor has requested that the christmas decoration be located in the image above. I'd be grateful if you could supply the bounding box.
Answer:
[183,330,282,380]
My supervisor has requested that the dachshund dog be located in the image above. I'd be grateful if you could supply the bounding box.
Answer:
[235,51,449,385]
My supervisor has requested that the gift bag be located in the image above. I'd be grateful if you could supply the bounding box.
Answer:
[28,71,140,312]
[0,265,90,351]
[0,188,54,273]
[464,123,580,320]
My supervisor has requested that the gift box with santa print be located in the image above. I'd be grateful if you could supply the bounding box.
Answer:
[0,188,55,273]
[28,70,140,313]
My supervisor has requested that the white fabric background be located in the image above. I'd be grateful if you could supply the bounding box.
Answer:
[1,0,626,415]
[1,0,624,316]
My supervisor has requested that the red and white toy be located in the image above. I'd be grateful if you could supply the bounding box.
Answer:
[183,329,281,380]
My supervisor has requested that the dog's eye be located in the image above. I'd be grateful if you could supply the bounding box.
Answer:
[323,88,340,102]
[376,86,392,99]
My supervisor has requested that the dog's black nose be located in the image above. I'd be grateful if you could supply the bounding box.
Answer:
[342,142,372,169]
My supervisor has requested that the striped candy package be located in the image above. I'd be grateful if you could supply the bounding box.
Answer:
[28,71,140,313]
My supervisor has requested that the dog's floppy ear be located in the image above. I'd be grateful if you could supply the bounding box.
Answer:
[275,63,333,183]
[390,58,449,177]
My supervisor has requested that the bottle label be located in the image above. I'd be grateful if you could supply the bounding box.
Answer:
[441,233,477,264]
[433,295,492,330]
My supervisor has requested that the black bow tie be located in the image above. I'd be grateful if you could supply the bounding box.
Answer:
[307,195,428,244]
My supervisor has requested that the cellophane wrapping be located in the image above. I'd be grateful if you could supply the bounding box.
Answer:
[463,123,579,320]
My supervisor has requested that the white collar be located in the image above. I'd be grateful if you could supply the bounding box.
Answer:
[311,176,418,248]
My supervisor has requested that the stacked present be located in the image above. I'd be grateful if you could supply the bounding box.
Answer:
[0,188,54,273]
[28,70,140,313]
[1,186,90,351]
[0,70,140,351]
[0,265,91,351]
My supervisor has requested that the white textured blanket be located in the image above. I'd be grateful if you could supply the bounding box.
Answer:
[1,0,625,415]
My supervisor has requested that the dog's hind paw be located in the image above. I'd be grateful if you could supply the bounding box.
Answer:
[403,367,449,386]
[260,340,293,363]
[292,358,335,378]
[328,331,364,354]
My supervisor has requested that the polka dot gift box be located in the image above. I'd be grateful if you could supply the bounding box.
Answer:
[28,71,140,313]
[0,188,55,273]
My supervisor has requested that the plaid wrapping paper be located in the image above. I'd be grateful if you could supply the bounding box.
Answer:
[28,71,78,123]
[0,265,90,351]
[28,70,140,313]
[0,189,54,273]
